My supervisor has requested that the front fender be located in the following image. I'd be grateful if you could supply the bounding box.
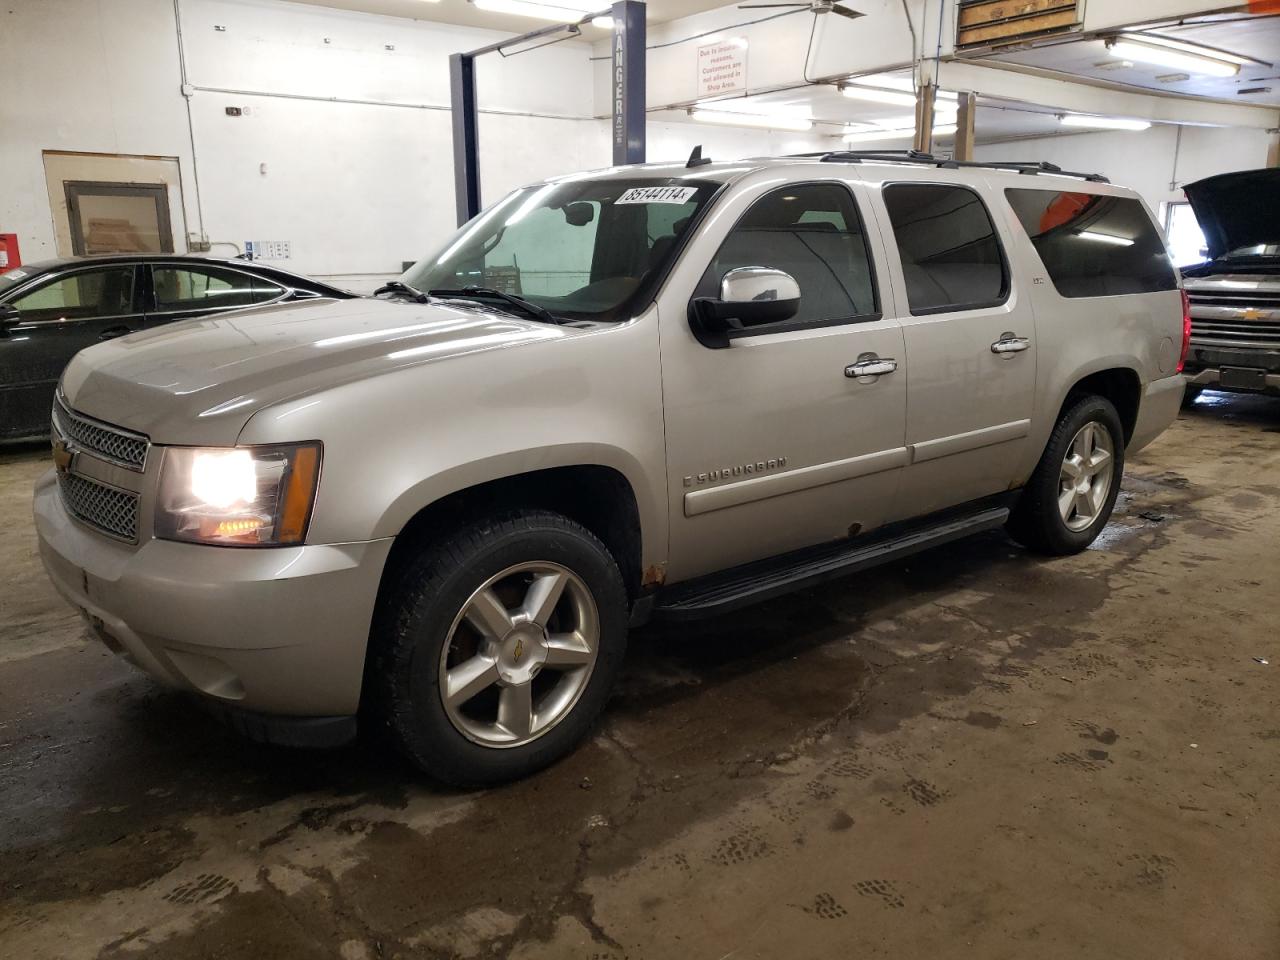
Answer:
[236,314,669,566]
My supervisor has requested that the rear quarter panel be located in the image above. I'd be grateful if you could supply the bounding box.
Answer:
[985,178,1183,476]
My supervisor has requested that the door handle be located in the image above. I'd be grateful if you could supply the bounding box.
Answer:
[845,355,898,379]
[98,326,132,341]
[991,333,1030,355]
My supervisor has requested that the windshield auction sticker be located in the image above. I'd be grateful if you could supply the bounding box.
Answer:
[616,186,699,205]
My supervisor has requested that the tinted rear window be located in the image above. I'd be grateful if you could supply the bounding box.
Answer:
[1005,189,1177,298]
[882,183,1009,315]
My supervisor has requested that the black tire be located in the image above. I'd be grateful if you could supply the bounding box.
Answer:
[365,510,628,785]
[1007,394,1125,556]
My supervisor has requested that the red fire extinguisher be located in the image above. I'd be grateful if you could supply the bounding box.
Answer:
[0,234,20,271]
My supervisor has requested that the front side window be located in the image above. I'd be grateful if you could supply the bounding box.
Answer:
[153,266,269,311]
[402,178,719,323]
[9,267,135,322]
[883,183,1008,315]
[1005,189,1178,298]
[694,182,879,327]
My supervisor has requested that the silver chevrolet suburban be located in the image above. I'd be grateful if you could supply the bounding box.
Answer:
[35,152,1188,784]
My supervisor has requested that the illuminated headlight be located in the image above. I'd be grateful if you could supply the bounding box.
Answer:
[156,443,321,546]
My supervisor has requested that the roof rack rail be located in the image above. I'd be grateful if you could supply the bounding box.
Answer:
[796,150,1109,183]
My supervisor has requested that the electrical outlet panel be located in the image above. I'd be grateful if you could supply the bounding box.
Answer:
[244,240,291,260]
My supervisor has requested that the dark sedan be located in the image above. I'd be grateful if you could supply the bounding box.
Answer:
[0,254,353,440]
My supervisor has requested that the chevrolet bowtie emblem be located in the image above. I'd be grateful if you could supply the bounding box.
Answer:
[513,636,525,662]
[52,439,74,474]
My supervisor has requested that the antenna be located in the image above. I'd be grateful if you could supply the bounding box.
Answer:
[686,145,712,168]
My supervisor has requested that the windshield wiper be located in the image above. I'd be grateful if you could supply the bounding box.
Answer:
[373,280,431,303]
[429,286,563,325]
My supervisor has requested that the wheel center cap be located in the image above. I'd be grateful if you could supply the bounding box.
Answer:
[496,624,548,684]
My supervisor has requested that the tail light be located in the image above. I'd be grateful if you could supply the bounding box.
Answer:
[1177,288,1191,374]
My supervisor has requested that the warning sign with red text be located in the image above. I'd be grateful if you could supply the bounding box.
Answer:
[696,40,747,98]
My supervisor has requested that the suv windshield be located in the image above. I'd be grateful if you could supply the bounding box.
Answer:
[402,177,719,323]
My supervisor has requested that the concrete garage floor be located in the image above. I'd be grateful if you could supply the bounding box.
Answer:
[2,395,1278,960]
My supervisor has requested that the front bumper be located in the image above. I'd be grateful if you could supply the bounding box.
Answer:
[34,468,394,719]
[1184,366,1280,397]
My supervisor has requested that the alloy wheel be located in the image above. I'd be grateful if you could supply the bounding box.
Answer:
[1058,421,1115,532]
[438,561,600,748]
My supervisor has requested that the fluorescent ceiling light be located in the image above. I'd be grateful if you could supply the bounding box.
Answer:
[590,15,613,28]
[842,78,958,106]
[471,0,601,22]
[876,105,959,127]
[1106,37,1239,78]
[842,123,956,144]
[690,108,812,131]
[1116,32,1251,65]
[841,86,917,108]
[1077,231,1134,246]
[1060,113,1151,131]
[845,75,959,100]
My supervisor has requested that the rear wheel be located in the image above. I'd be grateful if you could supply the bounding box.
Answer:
[1007,395,1125,555]
[366,510,628,785]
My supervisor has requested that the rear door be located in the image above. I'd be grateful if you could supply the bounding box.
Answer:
[0,264,141,438]
[864,173,1038,519]
[142,262,286,327]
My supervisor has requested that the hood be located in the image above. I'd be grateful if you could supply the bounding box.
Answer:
[61,297,575,445]
[1183,168,1280,261]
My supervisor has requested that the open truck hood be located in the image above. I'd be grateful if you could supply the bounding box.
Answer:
[60,296,574,445]
[1183,168,1280,261]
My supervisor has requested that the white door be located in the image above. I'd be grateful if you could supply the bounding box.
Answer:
[657,177,908,582]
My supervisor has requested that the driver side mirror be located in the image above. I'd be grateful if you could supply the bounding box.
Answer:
[689,266,801,349]
[0,304,19,337]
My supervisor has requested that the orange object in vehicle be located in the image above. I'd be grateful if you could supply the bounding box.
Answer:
[0,234,20,270]
[1038,192,1094,233]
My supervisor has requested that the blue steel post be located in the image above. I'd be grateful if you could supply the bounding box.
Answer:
[611,1,646,166]
[449,52,481,226]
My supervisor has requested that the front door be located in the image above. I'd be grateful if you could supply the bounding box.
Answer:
[658,178,908,581]
[0,265,142,438]
[868,176,1038,519]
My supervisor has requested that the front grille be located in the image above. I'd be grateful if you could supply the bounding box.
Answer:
[1186,275,1280,351]
[56,471,140,543]
[52,397,149,471]
[1189,317,1280,350]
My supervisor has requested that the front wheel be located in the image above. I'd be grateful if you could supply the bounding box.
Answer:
[365,510,628,785]
[1007,395,1125,555]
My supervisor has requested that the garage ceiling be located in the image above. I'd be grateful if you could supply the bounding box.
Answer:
[286,0,729,35]
[990,15,1280,108]
[661,70,1071,147]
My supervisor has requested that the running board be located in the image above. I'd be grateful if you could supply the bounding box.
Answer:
[650,506,1010,621]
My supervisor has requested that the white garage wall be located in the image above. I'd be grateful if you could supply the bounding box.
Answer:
[974,125,1275,214]
[0,0,197,266]
[0,0,827,291]
[0,0,607,289]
